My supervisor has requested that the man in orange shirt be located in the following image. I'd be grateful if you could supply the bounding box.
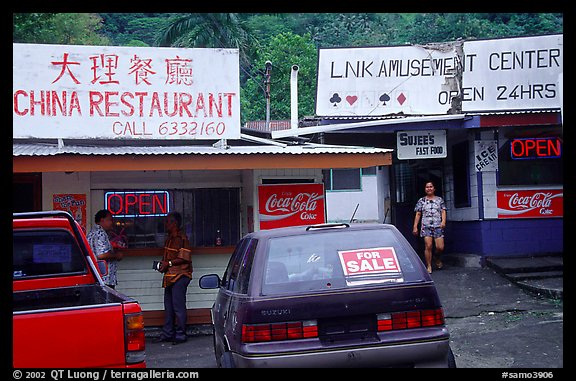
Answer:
[157,211,192,344]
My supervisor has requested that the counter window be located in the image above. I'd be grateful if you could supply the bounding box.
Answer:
[107,188,241,248]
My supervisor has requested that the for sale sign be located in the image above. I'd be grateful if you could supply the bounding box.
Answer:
[338,247,401,277]
[258,183,325,230]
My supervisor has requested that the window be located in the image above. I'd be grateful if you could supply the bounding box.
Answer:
[221,238,257,294]
[13,230,87,279]
[497,126,562,186]
[261,228,421,296]
[323,169,361,191]
[361,166,377,176]
[452,141,471,208]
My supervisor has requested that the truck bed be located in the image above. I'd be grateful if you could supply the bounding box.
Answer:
[13,284,130,313]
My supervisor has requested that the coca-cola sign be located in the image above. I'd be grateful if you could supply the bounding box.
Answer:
[258,183,326,230]
[497,189,563,219]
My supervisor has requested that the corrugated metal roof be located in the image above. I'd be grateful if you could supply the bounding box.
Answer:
[13,143,392,157]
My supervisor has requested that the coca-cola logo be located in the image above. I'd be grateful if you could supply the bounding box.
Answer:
[498,190,563,218]
[508,192,555,210]
[265,192,322,214]
[259,184,326,228]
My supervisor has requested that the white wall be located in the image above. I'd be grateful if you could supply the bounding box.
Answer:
[325,171,386,224]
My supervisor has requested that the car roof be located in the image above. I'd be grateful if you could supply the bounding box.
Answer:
[246,223,397,240]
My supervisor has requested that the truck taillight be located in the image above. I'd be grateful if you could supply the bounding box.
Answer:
[377,308,445,331]
[124,312,146,364]
[242,320,318,343]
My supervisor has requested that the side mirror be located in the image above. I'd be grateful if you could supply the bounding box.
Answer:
[199,274,221,289]
[97,260,108,276]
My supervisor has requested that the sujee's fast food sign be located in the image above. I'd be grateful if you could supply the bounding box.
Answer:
[497,189,563,219]
[258,184,325,230]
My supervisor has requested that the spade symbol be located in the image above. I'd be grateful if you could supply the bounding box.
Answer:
[379,93,391,106]
[330,93,342,107]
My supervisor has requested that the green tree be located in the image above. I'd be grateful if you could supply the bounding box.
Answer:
[13,13,110,45]
[156,13,258,68]
[241,32,317,124]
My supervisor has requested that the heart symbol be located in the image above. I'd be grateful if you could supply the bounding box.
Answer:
[346,95,358,105]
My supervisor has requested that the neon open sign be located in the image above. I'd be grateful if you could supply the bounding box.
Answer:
[105,191,170,218]
[510,137,562,160]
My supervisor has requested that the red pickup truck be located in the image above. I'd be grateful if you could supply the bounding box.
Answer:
[13,211,146,368]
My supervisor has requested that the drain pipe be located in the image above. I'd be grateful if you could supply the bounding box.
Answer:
[290,65,299,130]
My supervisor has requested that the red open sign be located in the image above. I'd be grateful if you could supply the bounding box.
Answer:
[105,191,170,217]
[510,137,561,160]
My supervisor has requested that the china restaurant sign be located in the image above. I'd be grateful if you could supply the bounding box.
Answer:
[13,44,241,140]
[497,189,563,219]
[258,184,326,230]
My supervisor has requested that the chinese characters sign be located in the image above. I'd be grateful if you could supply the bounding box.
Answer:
[497,189,563,219]
[258,184,325,230]
[13,44,240,140]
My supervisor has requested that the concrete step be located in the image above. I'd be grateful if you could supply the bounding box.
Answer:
[485,255,563,274]
[504,270,564,281]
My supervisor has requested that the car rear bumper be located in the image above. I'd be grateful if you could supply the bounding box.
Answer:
[232,337,451,368]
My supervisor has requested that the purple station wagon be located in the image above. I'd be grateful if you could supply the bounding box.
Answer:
[200,223,456,368]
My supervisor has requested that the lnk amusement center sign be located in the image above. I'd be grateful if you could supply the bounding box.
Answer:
[13,44,241,140]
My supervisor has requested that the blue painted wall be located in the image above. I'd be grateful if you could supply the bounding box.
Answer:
[446,219,563,257]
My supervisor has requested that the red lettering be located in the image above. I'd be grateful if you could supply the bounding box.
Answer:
[105,91,119,117]
[13,90,28,116]
[139,194,151,214]
[89,91,104,116]
[511,138,561,159]
[125,193,138,214]
[106,191,169,217]
[153,193,167,214]
[107,194,123,215]
[548,139,561,157]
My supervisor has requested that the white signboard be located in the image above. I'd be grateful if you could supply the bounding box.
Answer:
[316,45,459,116]
[13,44,241,140]
[462,34,563,112]
[474,140,498,172]
[396,130,447,160]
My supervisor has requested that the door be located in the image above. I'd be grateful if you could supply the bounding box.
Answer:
[391,160,444,255]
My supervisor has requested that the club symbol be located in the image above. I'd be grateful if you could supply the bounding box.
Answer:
[330,93,342,107]
[379,93,391,106]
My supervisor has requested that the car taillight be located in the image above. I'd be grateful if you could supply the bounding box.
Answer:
[124,311,146,363]
[377,308,445,331]
[242,320,318,343]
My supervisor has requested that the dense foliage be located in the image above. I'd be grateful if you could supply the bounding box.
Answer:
[13,13,563,124]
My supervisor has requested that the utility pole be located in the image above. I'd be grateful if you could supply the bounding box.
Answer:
[265,61,272,131]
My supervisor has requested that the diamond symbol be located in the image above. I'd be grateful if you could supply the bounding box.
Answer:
[397,93,406,105]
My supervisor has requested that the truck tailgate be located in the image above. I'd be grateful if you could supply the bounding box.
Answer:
[13,304,127,368]
[13,285,134,368]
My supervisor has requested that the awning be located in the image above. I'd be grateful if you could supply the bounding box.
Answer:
[13,142,393,173]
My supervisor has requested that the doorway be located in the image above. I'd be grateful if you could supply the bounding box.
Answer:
[390,160,444,254]
[13,173,42,212]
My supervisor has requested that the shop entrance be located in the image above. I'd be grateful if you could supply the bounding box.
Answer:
[390,159,444,254]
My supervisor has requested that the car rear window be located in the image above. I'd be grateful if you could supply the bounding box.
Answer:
[13,229,87,279]
[262,228,424,295]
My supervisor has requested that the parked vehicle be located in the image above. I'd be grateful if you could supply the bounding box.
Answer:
[13,211,146,368]
[200,223,456,368]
